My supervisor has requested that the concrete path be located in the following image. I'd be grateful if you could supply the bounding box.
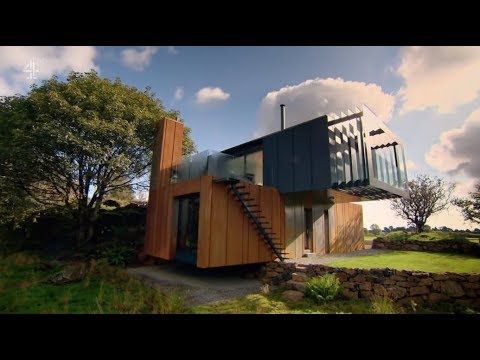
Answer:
[127,263,262,306]
[286,248,390,266]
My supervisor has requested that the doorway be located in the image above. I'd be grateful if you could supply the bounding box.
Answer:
[175,193,200,265]
[304,208,313,252]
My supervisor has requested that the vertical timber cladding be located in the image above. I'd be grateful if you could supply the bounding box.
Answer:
[328,202,364,253]
[144,117,184,259]
[197,177,284,268]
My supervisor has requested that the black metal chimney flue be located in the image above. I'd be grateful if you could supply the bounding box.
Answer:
[280,104,286,130]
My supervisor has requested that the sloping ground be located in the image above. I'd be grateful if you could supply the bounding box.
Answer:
[127,263,263,306]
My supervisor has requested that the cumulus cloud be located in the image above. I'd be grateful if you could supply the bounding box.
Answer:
[255,77,395,137]
[121,46,158,71]
[0,46,98,96]
[425,107,480,178]
[397,46,480,114]
[174,86,184,101]
[167,46,178,55]
[195,86,230,104]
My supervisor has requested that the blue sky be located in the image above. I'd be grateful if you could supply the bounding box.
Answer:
[1,46,479,230]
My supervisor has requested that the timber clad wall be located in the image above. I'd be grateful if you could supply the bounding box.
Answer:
[197,177,284,268]
[144,117,184,259]
[328,202,364,253]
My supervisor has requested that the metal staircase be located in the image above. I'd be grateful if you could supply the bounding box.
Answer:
[216,178,286,261]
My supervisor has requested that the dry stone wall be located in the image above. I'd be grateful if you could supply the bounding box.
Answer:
[263,261,480,308]
[372,238,480,256]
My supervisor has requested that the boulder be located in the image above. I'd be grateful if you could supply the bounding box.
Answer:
[428,292,448,303]
[49,262,88,285]
[438,280,465,298]
[341,289,359,300]
[462,282,480,290]
[373,284,387,296]
[286,280,307,292]
[418,278,434,286]
[282,290,304,302]
[410,286,429,296]
[386,286,407,300]
[291,272,309,283]
[359,282,372,291]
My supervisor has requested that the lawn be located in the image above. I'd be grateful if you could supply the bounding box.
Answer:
[330,251,480,273]
[0,252,189,314]
[383,230,480,242]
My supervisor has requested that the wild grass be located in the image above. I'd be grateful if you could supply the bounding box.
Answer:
[0,252,189,314]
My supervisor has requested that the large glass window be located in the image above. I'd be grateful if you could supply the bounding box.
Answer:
[245,150,263,185]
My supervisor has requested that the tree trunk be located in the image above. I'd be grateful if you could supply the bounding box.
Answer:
[416,222,425,233]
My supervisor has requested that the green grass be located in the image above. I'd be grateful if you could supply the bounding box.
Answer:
[330,251,480,273]
[383,230,480,242]
[0,252,189,314]
[193,288,477,314]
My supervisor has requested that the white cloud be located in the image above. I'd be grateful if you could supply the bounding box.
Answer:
[255,77,395,137]
[397,46,480,114]
[167,46,178,55]
[425,107,480,178]
[121,46,158,71]
[0,46,98,96]
[174,86,184,101]
[195,86,230,104]
[405,160,417,170]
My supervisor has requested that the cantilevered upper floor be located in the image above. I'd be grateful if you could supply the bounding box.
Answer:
[170,106,408,200]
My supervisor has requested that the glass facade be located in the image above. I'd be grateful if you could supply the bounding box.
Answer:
[173,149,263,185]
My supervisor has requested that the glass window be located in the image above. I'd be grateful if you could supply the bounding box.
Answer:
[245,150,263,185]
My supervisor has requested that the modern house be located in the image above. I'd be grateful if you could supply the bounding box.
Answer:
[144,106,409,268]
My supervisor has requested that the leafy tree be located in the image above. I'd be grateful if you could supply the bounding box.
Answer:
[0,71,196,245]
[370,224,381,235]
[454,182,480,224]
[390,174,455,233]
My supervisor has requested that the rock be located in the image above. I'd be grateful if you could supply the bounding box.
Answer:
[428,292,448,303]
[286,280,306,292]
[360,290,373,299]
[282,290,304,302]
[343,268,357,275]
[465,289,477,298]
[352,275,366,283]
[49,262,88,285]
[410,286,429,296]
[336,272,349,282]
[291,272,309,283]
[359,282,372,291]
[390,275,406,282]
[462,282,480,290]
[418,278,434,286]
[439,280,465,298]
[341,282,356,290]
[386,286,407,300]
[397,281,415,288]
[432,274,449,281]
[373,284,387,296]
[467,275,480,283]
[342,289,359,300]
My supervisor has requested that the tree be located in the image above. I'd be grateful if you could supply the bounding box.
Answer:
[390,174,455,233]
[0,71,196,245]
[370,224,381,235]
[453,182,480,224]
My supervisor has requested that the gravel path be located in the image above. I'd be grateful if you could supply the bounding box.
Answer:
[127,264,262,306]
[286,249,390,265]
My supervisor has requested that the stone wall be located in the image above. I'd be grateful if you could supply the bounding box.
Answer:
[263,261,480,308]
[372,237,480,256]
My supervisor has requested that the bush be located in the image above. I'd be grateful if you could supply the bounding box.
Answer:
[305,273,340,304]
[98,242,136,267]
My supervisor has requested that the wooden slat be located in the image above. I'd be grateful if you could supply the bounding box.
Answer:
[172,177,201,197]
[209,182,229,267]
[247,184,260,263]
[160,120,175,187]
[197,176,213,267]
[226,185,244,265]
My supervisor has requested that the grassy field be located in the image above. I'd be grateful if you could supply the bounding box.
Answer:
[330,251,480,273]
[0,252,189,314]
[381,230,480,242]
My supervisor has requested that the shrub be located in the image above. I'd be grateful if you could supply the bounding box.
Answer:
[371,295,397,314]
[99,242,136,267]
[305,273,340,304]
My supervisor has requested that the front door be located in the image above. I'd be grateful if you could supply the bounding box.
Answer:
[175,194,200,265]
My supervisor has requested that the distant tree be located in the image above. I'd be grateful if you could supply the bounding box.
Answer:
[390,174,455,233]
[370,224,381,235]
[363,227,369,235]
[383,227,390,233]
[0,71,196,245]
[454,182,480,225]
[423,224,431,232]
